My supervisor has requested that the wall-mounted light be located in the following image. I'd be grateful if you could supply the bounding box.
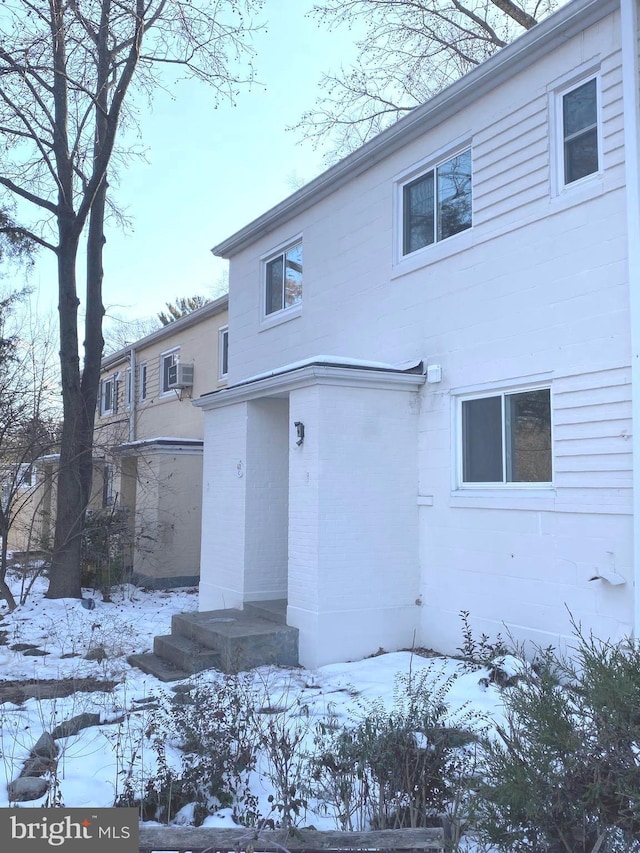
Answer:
[294,421,305,446]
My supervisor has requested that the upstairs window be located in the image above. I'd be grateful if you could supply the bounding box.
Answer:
[100,376,116,416]
[219,326,229,379]
[125,367,132,409]
[161,349,179,394]
[139,362,148,402]
[265,242,302,317]
[561,77,599,185]
[460,387,552,485]
[403,149,472,256]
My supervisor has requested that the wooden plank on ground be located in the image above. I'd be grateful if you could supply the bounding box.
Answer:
[139,825,446,852]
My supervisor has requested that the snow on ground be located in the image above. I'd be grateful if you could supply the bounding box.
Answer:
[0,568,506,831]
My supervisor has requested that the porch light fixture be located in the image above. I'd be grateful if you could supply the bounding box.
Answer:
[294,421,305,446]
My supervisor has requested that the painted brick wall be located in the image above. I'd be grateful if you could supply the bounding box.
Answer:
[288,382,422,667]
[200,401,249,610]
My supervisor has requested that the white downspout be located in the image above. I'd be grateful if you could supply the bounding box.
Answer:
[620,0,640,637]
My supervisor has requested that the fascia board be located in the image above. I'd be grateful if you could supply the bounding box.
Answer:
[193,364,426,410]
[212,0,619,259]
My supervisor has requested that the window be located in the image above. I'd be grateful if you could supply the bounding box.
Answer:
[125,367,132,409]
[403,149,472,256]
[561,77,599,185]
[265,242,302,316]
[18,463,35,489]
[102,465,114,507]
[139,362,148,401]
[219,326,229,379]
[100,376,116,416]
[460,388,551,485]
[160,349,179,394]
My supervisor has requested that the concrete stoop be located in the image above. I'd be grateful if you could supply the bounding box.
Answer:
[127,601,298,682]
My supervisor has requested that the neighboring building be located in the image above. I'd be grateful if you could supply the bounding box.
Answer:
[96,295,229,587]
[195,0,640,668]
[34,295,229,587]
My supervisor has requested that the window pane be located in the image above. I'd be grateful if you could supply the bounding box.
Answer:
[506,390,552,482]
[403,171,435,254]
[162,353,175,392]
[437,150,472,241]
[266,256,284,315]
[284,244,303,308]
[563,79,598,184]
[462,396,503,482]
[563,79,597,137]
[564,127,598,184]
[221,329,229,376]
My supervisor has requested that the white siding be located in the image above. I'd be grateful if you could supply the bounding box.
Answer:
[204,3,636,661]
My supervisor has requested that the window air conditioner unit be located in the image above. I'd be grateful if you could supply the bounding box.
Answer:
[168,363,194,389]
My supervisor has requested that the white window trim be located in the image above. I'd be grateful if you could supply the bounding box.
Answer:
[124,367,132,410]
[160,347,180,396]
[138,362,148,402]
[100,375,116,416]
[393,139,473,267]
[260,234,303,328]
[453,383,554,491]
[551,70,602,196]
[17,463,36,490]
[218,325,229,380]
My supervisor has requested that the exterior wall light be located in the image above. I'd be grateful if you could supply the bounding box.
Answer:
[294,421,305,446]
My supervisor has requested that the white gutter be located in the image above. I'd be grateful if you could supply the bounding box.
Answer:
[621,0,640,637]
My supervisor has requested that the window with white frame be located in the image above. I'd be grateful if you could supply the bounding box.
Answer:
[125,367,132,409]
[219,325,229,379]
[100,375,117,416]
[402,149,472,256]
[459,387,552,485]
[18,463,35,489]
[264,241,302,317]
[102,464,114,507]
[160,349,179,394]
[139,362,148,401]
[560,76,599,186]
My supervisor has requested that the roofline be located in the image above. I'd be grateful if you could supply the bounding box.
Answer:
[193,360,426,409]
[101,293,229,370]
[212,0,619,259]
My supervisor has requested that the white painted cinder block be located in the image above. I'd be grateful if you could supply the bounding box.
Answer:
[202,4,636,660]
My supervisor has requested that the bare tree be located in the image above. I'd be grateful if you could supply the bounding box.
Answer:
[0,290,60,609]
[0,0,262,598]
[296,0,561,158]
[103,311,161,354]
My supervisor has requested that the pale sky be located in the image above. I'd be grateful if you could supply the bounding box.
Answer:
[20,1,359,330]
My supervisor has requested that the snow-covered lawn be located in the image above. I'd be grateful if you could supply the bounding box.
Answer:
[0,570,505,832]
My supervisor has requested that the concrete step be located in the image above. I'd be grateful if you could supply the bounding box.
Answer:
[172,609,299,672]
[127,652,191,683]
[244,599,287,625]
[154,634,222,674]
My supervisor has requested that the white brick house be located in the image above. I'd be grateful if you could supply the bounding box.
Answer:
[195,0,640,667]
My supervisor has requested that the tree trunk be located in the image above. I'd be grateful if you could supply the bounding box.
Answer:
[0,525,18,611]
[47,225,84,599]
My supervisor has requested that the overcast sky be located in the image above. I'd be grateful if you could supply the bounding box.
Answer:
[18,1,359,329]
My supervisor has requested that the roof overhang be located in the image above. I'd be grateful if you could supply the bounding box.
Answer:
[212,0,618,259]
[193,358,425,410]
[115,438,204,456]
